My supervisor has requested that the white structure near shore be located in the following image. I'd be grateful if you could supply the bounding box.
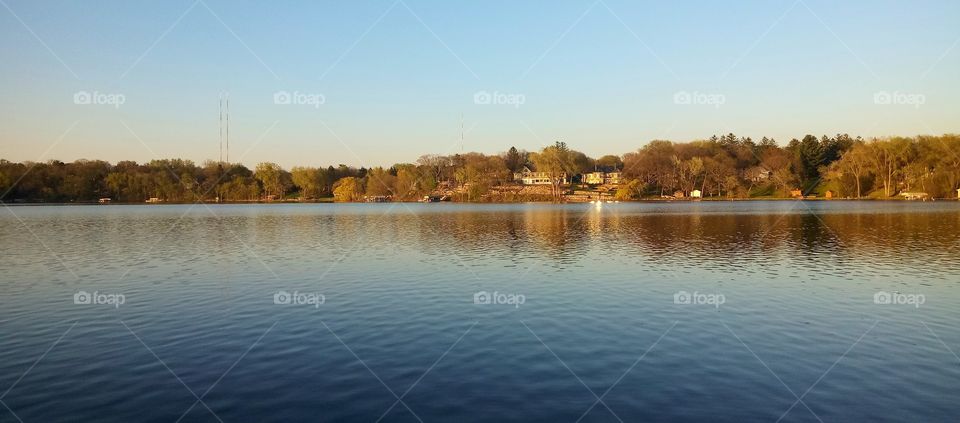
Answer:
[582,171,622,185]
[513,167,567,185]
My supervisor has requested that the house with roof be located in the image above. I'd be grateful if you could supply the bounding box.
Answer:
[582,171,622,185]
[513,166,567,185]
[746,166,773,182]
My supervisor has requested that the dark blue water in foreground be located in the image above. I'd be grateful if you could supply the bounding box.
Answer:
[1,201,958,422]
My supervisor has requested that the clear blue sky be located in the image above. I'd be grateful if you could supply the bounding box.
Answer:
[1,0,958,168]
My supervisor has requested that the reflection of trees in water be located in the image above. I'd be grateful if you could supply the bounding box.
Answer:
[405,208,592,266]
[618,214,792,261]
[522,208,590,262]
[263,207,960,274]
[613,211,960,274]
[795,213,842,254]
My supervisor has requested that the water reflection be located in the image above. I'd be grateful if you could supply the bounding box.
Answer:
[321,204,960,277]
[3,203,958,282]
[2,203,960,422]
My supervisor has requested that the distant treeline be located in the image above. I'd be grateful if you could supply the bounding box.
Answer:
[1,133,958,203]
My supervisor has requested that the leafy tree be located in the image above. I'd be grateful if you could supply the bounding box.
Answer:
[333,177,362,202]
[291,167,325,199]
[531,141,577,201]
[596,155,623,172]
[833,142,872,198]
[255,162,285,199]
[364,167,396,197]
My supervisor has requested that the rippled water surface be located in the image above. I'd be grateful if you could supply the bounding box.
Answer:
[1,201,959,422]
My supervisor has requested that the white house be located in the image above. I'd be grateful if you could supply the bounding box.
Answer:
[513,166,567,185]
[690,189,702,198]
[583,172,605,185]
[583,171,622,185]
[746,166,772,182]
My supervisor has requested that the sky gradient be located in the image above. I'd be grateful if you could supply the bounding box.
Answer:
[1,0,958,168]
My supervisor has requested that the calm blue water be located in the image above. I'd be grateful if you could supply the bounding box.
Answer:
[1,201,958,422]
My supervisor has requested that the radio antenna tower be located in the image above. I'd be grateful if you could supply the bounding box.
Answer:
[219,93,224,163]
[225,93,230,164]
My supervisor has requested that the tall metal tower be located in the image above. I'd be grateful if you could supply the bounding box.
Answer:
[219,92,230,164]
[219,93,224,163]
[225,93,230,164]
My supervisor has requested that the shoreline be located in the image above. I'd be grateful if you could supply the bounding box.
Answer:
[3,197,955,206]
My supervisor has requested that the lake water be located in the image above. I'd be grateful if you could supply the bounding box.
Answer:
[1,201,958,422]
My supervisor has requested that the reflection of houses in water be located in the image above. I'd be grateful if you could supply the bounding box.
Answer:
[513,166,567,185]
[359,206,957,276]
